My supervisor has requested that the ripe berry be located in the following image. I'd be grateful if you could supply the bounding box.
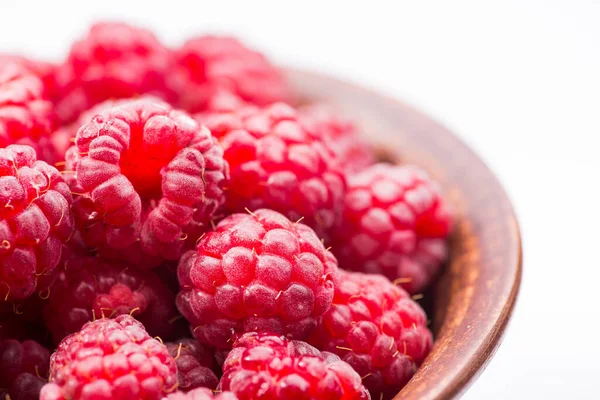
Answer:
[0,145,74,300]
[308,270,431,399]
[65,97,228,265]
[43,255,184,344]
[219,332,370,400]
[166,338,219,391]
[177,209,338,349]
[0,63,58,164]
[334,163,452,293]
[53,22,172,124]
[40,315,178,400]
[0,339,50,400]
[300,104,375,172]
[169,36,290,113]
[165,388,238,400]
[198,102,346,241]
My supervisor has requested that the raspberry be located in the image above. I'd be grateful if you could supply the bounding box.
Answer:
[40,315,177,400]
[308,270,431,399]
[176,209,338,349]
[166,338,219,391]
[54,22,171,124]
[0,145,74,300]
[0,63,58,164]
[65,98,228,264]
[0,54,57,98]
[334,164,452,293]
[165,388,238,400]
[300,104,375,172]
[43,255,184,344]
[197,102,346,241]
[219,332,370,400]
[0,339,50,400]
[168,36,290,113]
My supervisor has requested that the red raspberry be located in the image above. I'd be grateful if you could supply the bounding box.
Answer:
[300,104,375,172]
[54,22,171,124]
[308,270,431,399]
[334,164,452,293]
[168,36,290,113]
[65,98,228,265]
[0,63,58,164]
[197,102,346,241]
[165,388,237,400]
[219,332,370,400]
[40,315,178,400]
[0,54,57,99]
[166,338,219,391]
[0,145,74,300]
[177,209,338,349]
[0,339,50,400]
[43,255,184,344]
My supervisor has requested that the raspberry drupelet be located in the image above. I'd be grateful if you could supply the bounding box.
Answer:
[53,22,172,124]
[308,270,432,399]
[219,332,370,400]
[0,338,50,400]
[165,388,238,400]
[168,36,291,113]
[0,145,74,300]
[177,209,338,349]
[0,63,59,164]
[166,338,219,391]
[43,255,185,345]
[40,315,178,400]
[299,104,375,173]
[197,101,346,242]
[65,97,228,265]
[334,163,452,293]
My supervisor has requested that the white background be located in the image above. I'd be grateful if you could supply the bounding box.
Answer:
[1,1,599,398]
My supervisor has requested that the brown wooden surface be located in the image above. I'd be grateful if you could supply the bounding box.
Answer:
[287,69,523,400]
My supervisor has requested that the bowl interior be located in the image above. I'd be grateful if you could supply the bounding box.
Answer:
[287,69,522,400]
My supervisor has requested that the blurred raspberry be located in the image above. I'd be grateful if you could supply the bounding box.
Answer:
[300,104,375,172]
[0,338,50,400]
[166,338,219,391]
[165,388,238,400]
[219,332,370,400]
[168,36,291,113]
[0,145,74,301]
[197,102,346,241]
[44,255,185,344]
[0,63,59,164]
[53,22,172,124]
[65,97,228,265]
[0,54,57,99]
[41,315,177,400]
[177,209,338,349]
[334,163,452,293]
[309,270,431,399]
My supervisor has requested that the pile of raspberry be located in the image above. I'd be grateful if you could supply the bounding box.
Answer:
[0,21,452,400]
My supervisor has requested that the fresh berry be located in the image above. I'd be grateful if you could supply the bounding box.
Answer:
[0,63,58,164]
[197,102,346,241]
[165,388,238,400]
[43,255,184,344]
[0,144,74,300]
[219,332,370,400]
[166,338,219,391]
[334,164,452,293]
[0,338,50,400]
[177,209,338,349]
[40,315,177,400]
[53,22,171,124]
[65,97,228,265]
[308,270,431,399]
[168,36,290,113]
[300,104,375,172]
[0,54,57,99]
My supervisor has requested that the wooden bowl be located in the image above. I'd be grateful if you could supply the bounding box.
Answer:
[287,69,523,399]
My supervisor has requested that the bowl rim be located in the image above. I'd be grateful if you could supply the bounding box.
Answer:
[286,68,523,400]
